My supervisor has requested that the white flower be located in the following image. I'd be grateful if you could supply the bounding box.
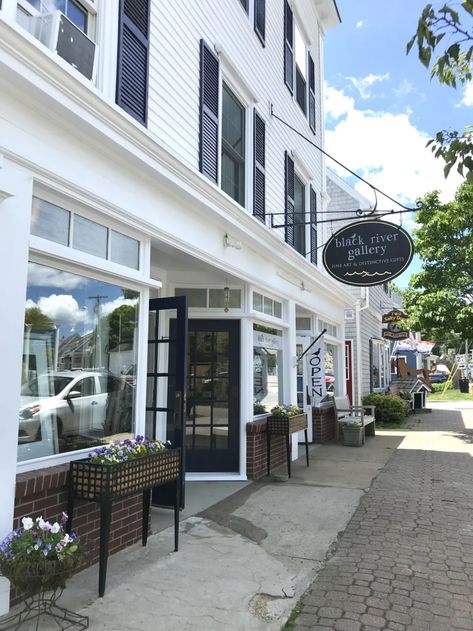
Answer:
[50,522,61,534]
[22,517,34,530]
[38,518,51,531]
[61,533,71,545]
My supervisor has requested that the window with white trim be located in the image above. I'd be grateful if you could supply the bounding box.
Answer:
[284,1,316,132]
[16,0,97,80]
[371,339,389,390]
[18,261,139,463]
[253,292,282,318]
[31,197,140,270]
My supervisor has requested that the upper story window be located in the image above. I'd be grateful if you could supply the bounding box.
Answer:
[199,40,266,217]
[16,0,96,80]
[293,173,306,256]
[222,84,246,206]
[253,292,282,318]
[236,0,265,45]
[284,1,316,133]
[294,23,306,115]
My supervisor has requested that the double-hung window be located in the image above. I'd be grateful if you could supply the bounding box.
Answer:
[222,84,246,206]
[284,1,316,132]
[199,39,266,217]
[284,152,317,260]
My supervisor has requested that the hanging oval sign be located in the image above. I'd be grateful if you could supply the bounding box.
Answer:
[322,220,414,286]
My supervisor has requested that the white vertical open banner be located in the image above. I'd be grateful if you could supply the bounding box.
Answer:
[305,334,326,407]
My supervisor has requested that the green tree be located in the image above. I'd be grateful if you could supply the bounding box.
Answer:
[407,1,473,181]
[106,304,137,350]
[24,307,54,330]
[403,182,473,340]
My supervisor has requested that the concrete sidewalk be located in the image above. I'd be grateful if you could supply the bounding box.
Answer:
[11,401,473,631]
[50,431,401,630]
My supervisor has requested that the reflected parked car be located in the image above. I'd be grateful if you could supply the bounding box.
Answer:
[19,370,132,443]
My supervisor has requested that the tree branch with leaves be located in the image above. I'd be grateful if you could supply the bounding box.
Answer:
[407,1,473,181]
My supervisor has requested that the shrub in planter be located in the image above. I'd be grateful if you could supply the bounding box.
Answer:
[362,393,409,424]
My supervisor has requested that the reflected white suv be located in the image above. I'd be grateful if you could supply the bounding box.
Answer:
[19,370,129,443]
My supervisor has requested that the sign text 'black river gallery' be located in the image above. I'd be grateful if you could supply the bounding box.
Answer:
[322,221,414,287]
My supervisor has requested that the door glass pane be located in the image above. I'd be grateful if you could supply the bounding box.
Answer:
[73,214,108,259]
[19,262,138,462]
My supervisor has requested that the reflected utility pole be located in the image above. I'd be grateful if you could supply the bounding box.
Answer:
[88,294,108,369]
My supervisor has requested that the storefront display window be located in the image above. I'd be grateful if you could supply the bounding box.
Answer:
[18,262,139,462]
[325,343,338,394]
[253,324,283,411]
[371,339,389,390]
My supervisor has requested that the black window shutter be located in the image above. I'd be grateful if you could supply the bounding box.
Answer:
[254,0,266,45]
[199,39,220,183]
[253,111,266,223]
[310,186,317,264]
[308,52,316,133]
[116,0,150,125]
[284,1,294,93]
[285,151,295,246]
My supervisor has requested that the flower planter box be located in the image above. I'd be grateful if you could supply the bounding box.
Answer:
[342,426,363,447]
[69,448,181,501]
[266,414,309,478]
[266,413,308,435]
[68,448,181,598]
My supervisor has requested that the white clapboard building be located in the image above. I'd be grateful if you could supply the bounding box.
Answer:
[0,0,354,610]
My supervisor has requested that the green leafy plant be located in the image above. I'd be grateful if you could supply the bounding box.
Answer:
[253,403,268,415]
[362,394,409,425]
[341,418,363,428]
[270,404,302,418]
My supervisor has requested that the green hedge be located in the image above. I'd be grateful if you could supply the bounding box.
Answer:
[362,393,409,424]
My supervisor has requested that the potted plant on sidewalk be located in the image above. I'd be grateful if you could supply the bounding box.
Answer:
[341,419,363,446]
[0,513,88,630]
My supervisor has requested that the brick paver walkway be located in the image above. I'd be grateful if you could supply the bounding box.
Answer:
[292,405,473,630]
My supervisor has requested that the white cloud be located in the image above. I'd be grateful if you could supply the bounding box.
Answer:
[347,73,390,99]
[324,83,463,211]
[325,84,356,120]
[27,264,85,290]
[356,20,365,29]
[26,294,88,327]
[99,296,139,318]
[458,82,473,107]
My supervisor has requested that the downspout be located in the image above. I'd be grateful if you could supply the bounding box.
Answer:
[355,287,370,405]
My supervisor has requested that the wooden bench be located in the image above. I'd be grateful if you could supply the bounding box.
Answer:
[333,395,376,444]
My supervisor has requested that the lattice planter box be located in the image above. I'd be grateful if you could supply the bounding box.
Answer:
[266,413,307,435]
[69,448,181,501]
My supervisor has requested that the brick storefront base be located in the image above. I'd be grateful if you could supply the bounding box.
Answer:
[246,418,286,480]
[312,403,336,443]
[12,463,144,603]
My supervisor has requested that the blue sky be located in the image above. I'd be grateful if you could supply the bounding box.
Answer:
[323,0,471,287]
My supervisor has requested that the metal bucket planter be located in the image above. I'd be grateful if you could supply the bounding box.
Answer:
[342,425,363,447]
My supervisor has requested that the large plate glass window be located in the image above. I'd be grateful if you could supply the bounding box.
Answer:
[325,343,338,394]
[18,262,139,462]
[253,324,283,412]
[221,83,246,206]
[371,339,389,390]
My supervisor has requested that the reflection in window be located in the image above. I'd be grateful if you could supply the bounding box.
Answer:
[253,324,283,411]
[325,343,338,394]
[371,340,388,390]
[18,262,139,462]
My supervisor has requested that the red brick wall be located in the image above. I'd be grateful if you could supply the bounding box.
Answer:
[246,418,286,480]
[312,404,336,443]
[12,464,144,602]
